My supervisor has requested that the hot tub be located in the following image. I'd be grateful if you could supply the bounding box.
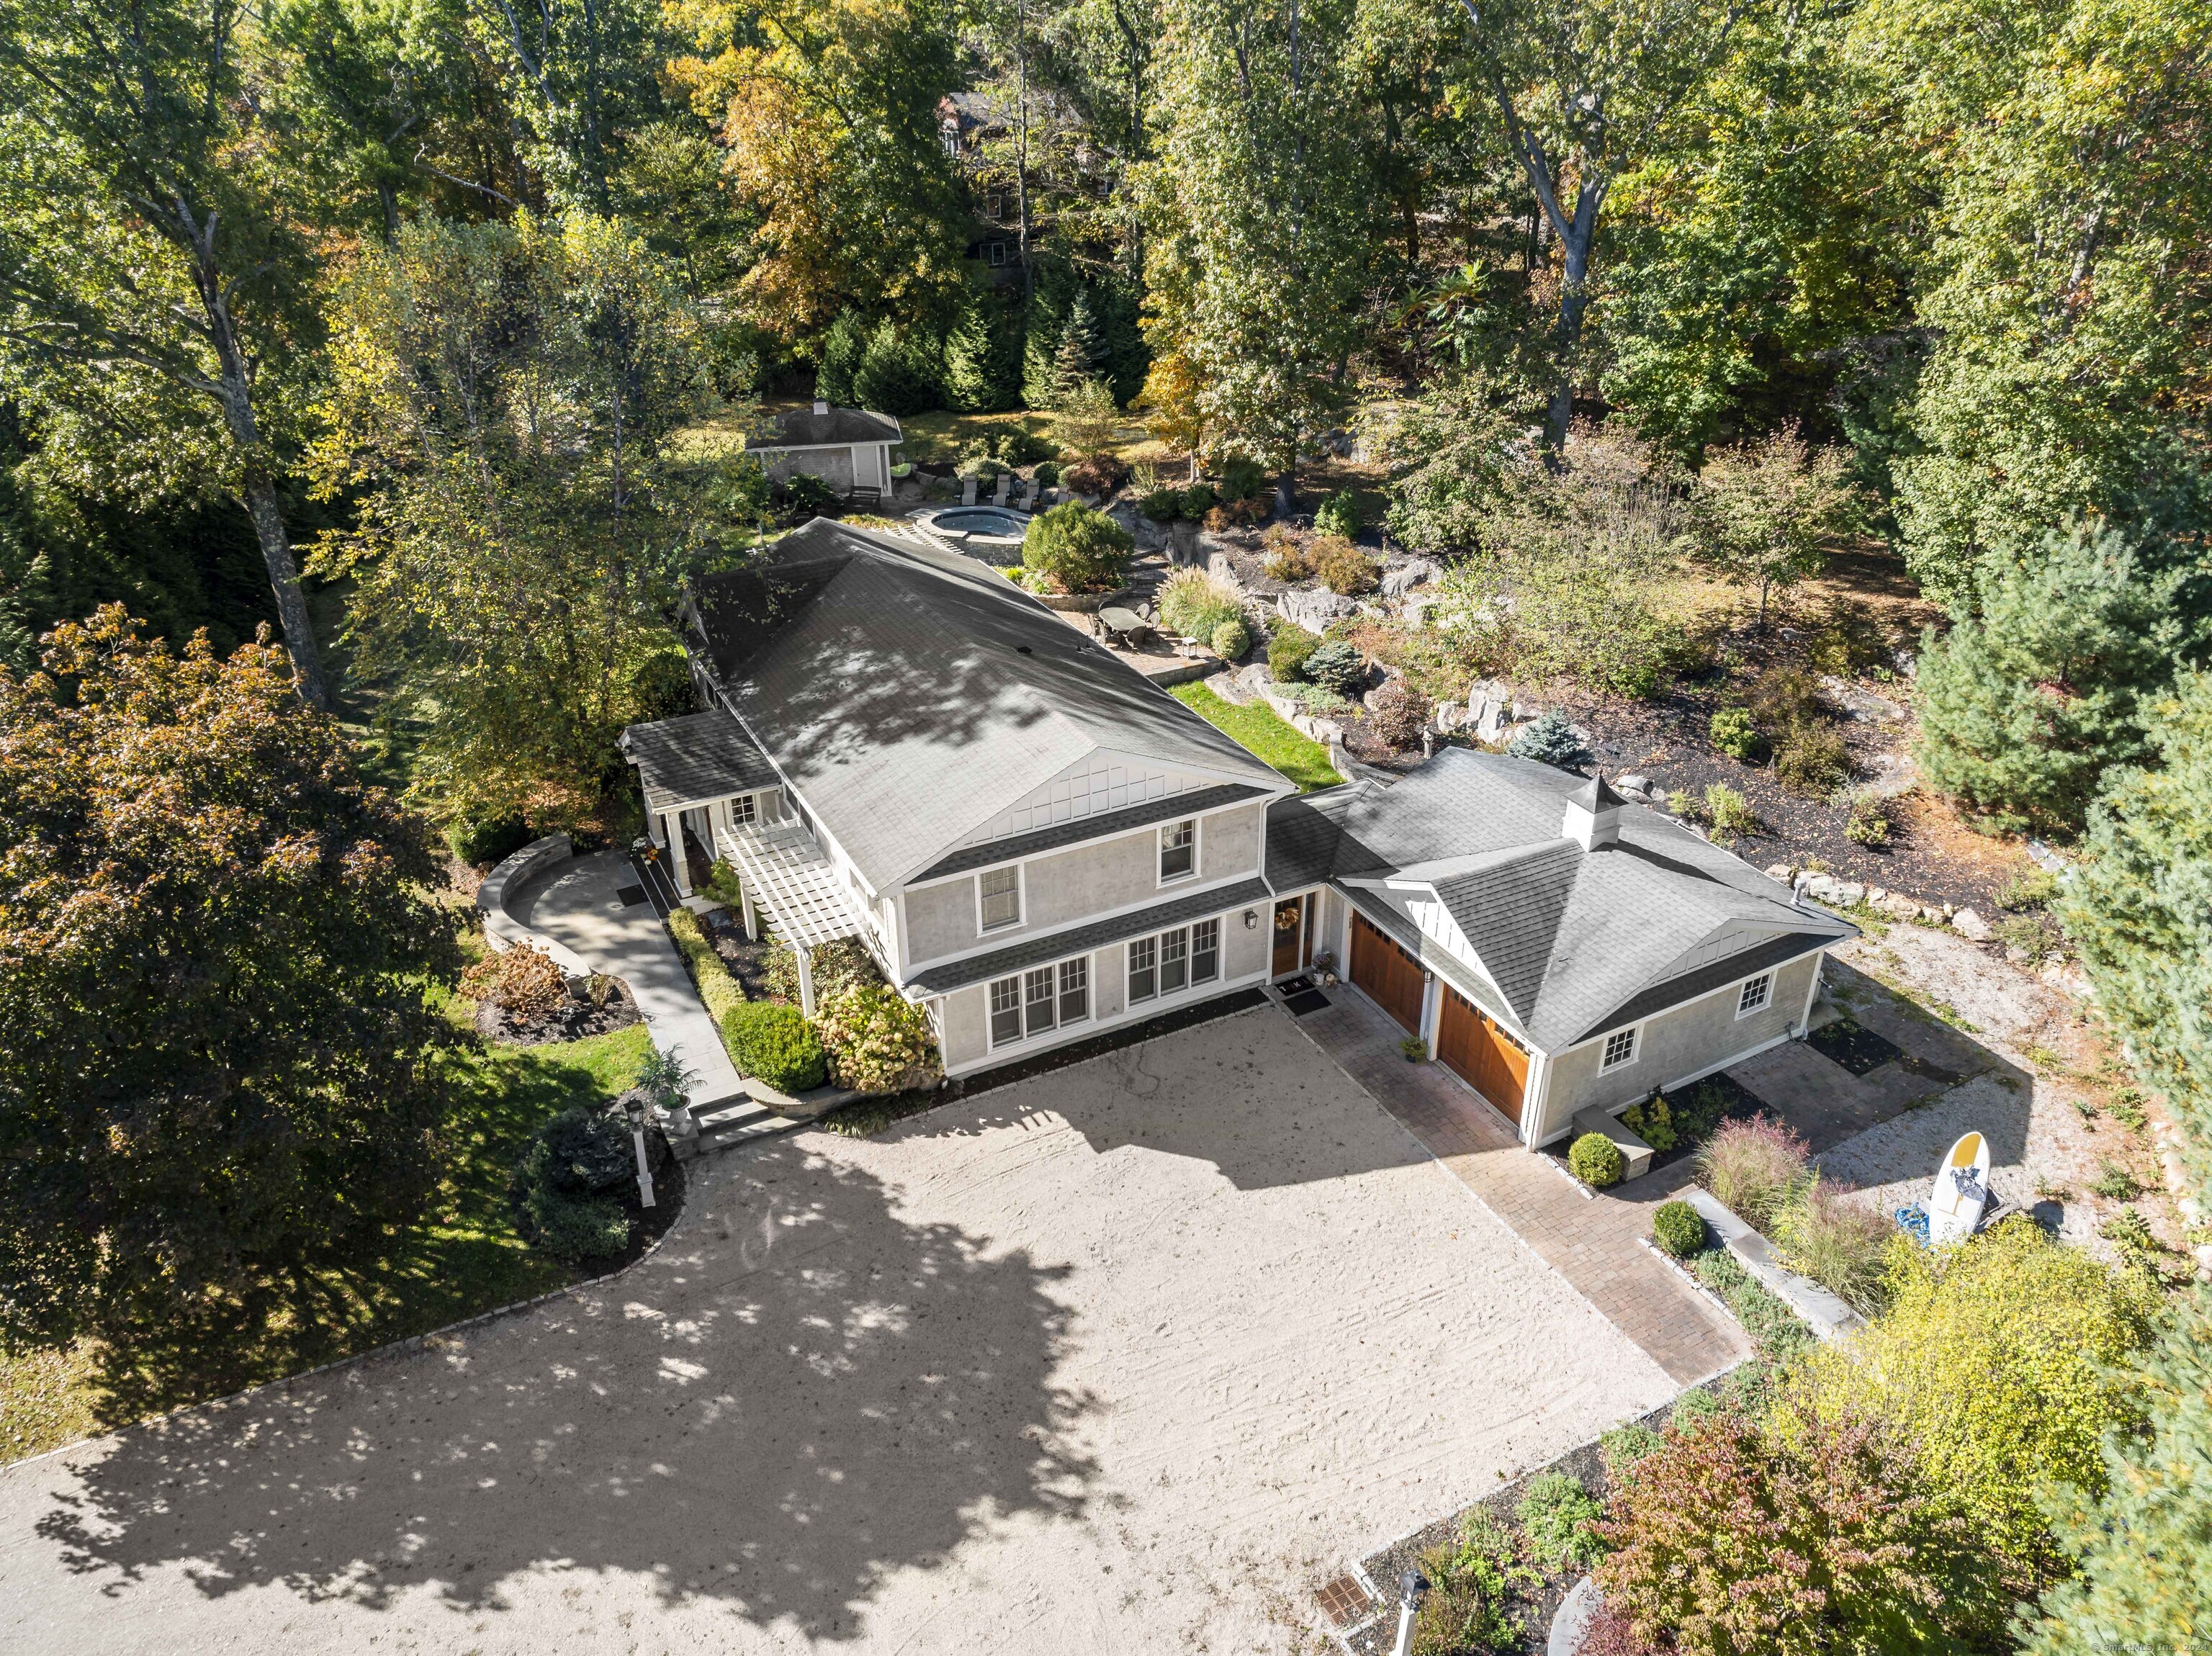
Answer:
[917,505,1031,547]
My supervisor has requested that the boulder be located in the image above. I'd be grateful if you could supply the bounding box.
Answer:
[1873,891,1922,920]
[1835,881,1867,906]
[1278,587,1357,631]
[1952,907,1994,942]
[1617,773,1654,797]
[1434,700,1465,732]
[1799,873,1842,904]
[1380,559,1438,598]
[1764,863,1797,883]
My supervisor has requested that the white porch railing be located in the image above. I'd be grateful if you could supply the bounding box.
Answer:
[715,819,866,1014]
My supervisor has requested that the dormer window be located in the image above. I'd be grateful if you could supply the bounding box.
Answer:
[1159,819,1196,883]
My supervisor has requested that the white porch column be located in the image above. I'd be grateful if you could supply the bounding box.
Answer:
[740,878,758,941]
[665,810,693,896]
[796,948,816,1017]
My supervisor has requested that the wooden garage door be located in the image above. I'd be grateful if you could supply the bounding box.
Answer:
[1349,912,1426,1033]
[1436,986,1529,1124]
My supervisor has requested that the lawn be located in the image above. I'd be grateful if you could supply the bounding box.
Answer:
[1171,680,1343,791]
[0,1024,653,1465]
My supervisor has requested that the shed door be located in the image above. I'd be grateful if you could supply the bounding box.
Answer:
[1349,911,1425,1033]
[1435,986,1529,1124]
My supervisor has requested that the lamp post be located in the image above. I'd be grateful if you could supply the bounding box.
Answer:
[625,1094,656,1209]
[1390,1569,1428,1656]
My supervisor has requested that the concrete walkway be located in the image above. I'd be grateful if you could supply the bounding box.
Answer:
[1289,988,1753,1387]
[514,849,747,1111]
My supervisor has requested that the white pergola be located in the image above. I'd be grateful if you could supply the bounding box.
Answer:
[716,818,863,1015]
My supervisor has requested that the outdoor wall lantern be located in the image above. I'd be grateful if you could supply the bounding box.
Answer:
[1242,909,1259,929]
[1391,1570,1429,1656]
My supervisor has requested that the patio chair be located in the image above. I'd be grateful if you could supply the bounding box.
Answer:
[845,485,881,513]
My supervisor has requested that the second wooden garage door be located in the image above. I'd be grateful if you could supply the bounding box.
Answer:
[1349,912,1426,1032]
[1436,986,1529,1124]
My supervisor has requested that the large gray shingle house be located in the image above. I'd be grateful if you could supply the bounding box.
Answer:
[622,518,1852,1145]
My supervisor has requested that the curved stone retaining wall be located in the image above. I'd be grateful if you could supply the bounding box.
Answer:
[476,834,595,980]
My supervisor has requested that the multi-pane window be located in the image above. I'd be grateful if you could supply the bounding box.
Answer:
[1159,819,1196,882]
[1058,958,1089,1024]
[980,865,1021,931]
[989,976,1022,1046]
[1025,967,1058,1036]
[1737,972,1773,1016]
[1160,927,1189,994]
[1192,918,1220,985]
[1128,935,1158,1002]
[1601,1027,1638,1071]
[729,794,757,826]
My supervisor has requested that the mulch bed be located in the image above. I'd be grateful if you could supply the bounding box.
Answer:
[1532,673,2025,914]
[1543,1069,1770,1182]
[1805,1013,1906,1078]
[475,977,642,1046]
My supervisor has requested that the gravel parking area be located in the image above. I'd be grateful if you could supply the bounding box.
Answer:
[0,1008,1673,1655]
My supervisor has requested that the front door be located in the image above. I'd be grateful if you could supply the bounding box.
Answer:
[1435,985,1530,1124]
[1272,896,1306,977]
[1349,911,1426,1032]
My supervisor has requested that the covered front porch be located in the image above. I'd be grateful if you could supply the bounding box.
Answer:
[619,710,785,901]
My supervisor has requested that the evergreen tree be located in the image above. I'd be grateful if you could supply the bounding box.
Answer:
[2054,670,2212,1158]
[2026,1290,2212,1655]
[943,294,1022,412]
[1053,291,1107,401]
[850,320,945,416]
[814,311,869,405]
[1913,523,2203,837]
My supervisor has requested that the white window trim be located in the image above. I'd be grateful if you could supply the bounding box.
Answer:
[976,863,1025,935]
[1156,817,1200,888]
[986,948,1096,1050]
[1735,972,1774,1019]
[1599,1023,1642,1073]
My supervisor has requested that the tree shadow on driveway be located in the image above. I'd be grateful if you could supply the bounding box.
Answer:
[26,1145,1097,1643]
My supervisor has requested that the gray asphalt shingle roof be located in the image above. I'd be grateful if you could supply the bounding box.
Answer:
[757,406,902,449]
[684,519,1287,890]
[620,711,782,815]
[1273,749,1853,1051]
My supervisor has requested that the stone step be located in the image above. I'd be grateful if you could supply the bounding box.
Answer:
[691,1093,773,1132]
[700,1112,803,1156]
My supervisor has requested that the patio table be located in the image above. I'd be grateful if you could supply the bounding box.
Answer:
[1097,606,1150,648]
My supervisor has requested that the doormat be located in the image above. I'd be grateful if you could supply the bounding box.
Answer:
[1282,988,1331,1017]
[614,884,648,909]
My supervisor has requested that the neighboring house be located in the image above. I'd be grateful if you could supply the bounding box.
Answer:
[621,518,1856,1132]
[745,402,902,496]
[1264,757,1856,1146]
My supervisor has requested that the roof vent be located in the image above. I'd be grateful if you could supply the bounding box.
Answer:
[813,398,830,415]
[1562,770,1625,850]
[1015,644,1033,655]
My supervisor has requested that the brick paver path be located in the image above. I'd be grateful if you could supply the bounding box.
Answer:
[1290,989,1753,1386]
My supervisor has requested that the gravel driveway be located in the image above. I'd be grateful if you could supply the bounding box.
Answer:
[0,1008,1673,1654]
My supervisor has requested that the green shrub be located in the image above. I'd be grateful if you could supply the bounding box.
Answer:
[1181,480,1217,518]
[1704,783,1758,835]
[2000,868,2060,910]
[1021,502,1132,594]
[1311,534,1380,595]
[1267,623,1321,682]
[667,908,745,1026]
[446,816,534,867]
[723,1000,828,1091]
[703,858,745,907]
[1413,1508,1538,1654]
[1303,639,1367,698]
[1619,1095,1678,1151]
[1140,487,1184,523]
[778,472,840,519]
[1653,1200,1706,1259]
[1571,1131,1626,1188]
[1273,680,1352,713]
[1508,710,1587,768]
[1400,1035,1428,1062]
[1668,788,1704,821]
[1517,1472,1606,1570]
[760,935,878,1004]
[508,1107,637,1262]
[1710,705,1765,762]
[1844,796,1891,846]
[1210,618,1250,660]
[1033,460,1061,485]
[813,981,941,1093]
[1220,454,1269,501]
[1313,489,1362,539]
[1775,719,1851,796]
[1156,569,1245,641]
[1689,1246,1818,1363]
[1601,1421,1665,1484]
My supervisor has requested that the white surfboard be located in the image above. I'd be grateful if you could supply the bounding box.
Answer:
[1927,1131,1990,1245]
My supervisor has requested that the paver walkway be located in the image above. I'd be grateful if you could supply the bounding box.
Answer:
[1290,989,1753,1386]
[514,848,750,1112]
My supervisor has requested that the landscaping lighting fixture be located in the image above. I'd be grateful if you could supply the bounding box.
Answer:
[1391,1570,1429,1656]
[625,1095,656,1210]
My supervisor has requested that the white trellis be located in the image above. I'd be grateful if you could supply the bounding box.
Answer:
[716,819,863,1015]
